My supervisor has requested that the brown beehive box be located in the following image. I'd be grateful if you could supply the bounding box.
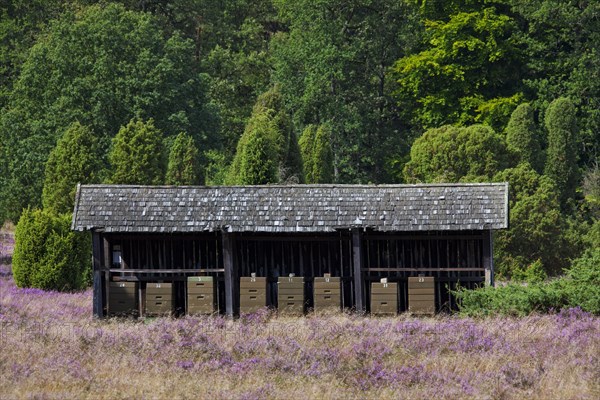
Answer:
[313,276,341,312]
[187,276,216,314]
[240,276,267,313]
[408,276,435,315]
[278,276,304,316]
[108,281,138,315]
[371,282,398,316]
[146,282,174,315]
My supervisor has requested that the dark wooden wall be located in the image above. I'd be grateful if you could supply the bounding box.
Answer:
[92,229,490,317]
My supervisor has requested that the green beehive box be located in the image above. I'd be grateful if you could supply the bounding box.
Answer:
[278,276,304,316]
[371,281,398,316]
[240,276,267,313]
[146,282,174,315]
[187,276,216,314]
[408,276,435,315]
[108,281,138,315]
[313,275,341,312]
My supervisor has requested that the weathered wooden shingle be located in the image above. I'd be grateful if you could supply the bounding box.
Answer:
[71,183,509,233]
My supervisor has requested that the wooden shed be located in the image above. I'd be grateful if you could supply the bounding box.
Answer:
[71,183,509,318]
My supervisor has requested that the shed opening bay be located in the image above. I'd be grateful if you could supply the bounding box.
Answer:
[71,183,509,317]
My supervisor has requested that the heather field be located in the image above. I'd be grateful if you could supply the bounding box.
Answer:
[1,234,599,399]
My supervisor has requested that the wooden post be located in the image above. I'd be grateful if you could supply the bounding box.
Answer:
[352,228,365,313]
[92,232,104,318]
[483,230,494,287]
[222,231,235,318]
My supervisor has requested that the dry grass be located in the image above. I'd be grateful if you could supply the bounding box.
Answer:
[1,233,599,399]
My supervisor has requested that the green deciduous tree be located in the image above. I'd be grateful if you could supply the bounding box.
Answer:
[544,97,579,208]
[299,124,334,184]
[42,122,101,214]
[392,5,524,131]
[109,119,165,185]
[505,103,544,173]
[0,3,216,221]
[403,124,511,183]
[13,208,90,291]
[166,132,201,185]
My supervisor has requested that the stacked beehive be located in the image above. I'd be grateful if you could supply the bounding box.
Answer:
[146,282,174,315]
[313,274,341,312]
[240,275,267,313]
[108,281,137,315]
[278,276,304,316]
[187,276,216,314]
[371,279,397,316]
[408,276,435,315]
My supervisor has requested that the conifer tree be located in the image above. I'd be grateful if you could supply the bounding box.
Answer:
[505,103,543,173]
[544,97,579,207]
[109,118,165,185]
[299,124,334,183]
[42,122,100,214]
[166,132,200,185]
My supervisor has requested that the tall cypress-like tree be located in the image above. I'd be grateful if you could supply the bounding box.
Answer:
[299,123,334,184]
[505,103,544,173]
[544,97,579,208]
[42,122,100,214]
[109,119,165,185]
[166,132,201,185]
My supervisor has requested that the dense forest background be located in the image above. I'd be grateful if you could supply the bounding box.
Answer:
[1,0,598,280]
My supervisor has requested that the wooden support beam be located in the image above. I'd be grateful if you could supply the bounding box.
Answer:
[92,232,104,318]
[483,230,494,286]
[352,229,365,313]
[222,231,235,318]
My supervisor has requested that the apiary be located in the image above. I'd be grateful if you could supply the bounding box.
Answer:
[313,274,341,312]
[278,275,304,316]
[187,276,216,314]
[108,281,137,315]
[408,276,435,315]
[371,279,397,316]
[146,282,174,315]
[240,275,267,313]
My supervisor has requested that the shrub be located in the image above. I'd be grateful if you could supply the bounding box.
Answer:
[12,209,90,291]
[455,249,600,316]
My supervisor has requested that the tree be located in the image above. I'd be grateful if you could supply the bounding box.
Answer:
[272,0,420,183]
[0,3,216,221]
[299,124,334,184]
[493,163,570,277]
[166,132,201,185]
[391,6,524,131]
[544,97,579,208]
[227,110,279,185]
[109,119,166,185]
[13,208,90,291]
[403,124,511,183]
[505,103,544,173]
[42,122,100,214]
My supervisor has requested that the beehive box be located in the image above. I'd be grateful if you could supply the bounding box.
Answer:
[146,282,174,315]
[108,281,137,315]
[278,276,304,316]
[408,276,435,315]
[313,276,341,312]
[240,276,267,313]
[187,276,216,314]
[371,281,398,316]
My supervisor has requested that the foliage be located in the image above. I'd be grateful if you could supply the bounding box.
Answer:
[227,109,279,185]
[392,6,524,130]
[544,97,579,208]
[299,124,334,184]
[504,103,544,173]
[456,247,600,316]
[404,124,510,183]
[109,119,166,185]
[493,164,569,276]
[166,132,201,185]
[0,3,216,221]
[42,122,100,214]
[12,208,90,291]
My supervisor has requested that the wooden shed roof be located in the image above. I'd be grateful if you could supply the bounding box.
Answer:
[71,183,509,233]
